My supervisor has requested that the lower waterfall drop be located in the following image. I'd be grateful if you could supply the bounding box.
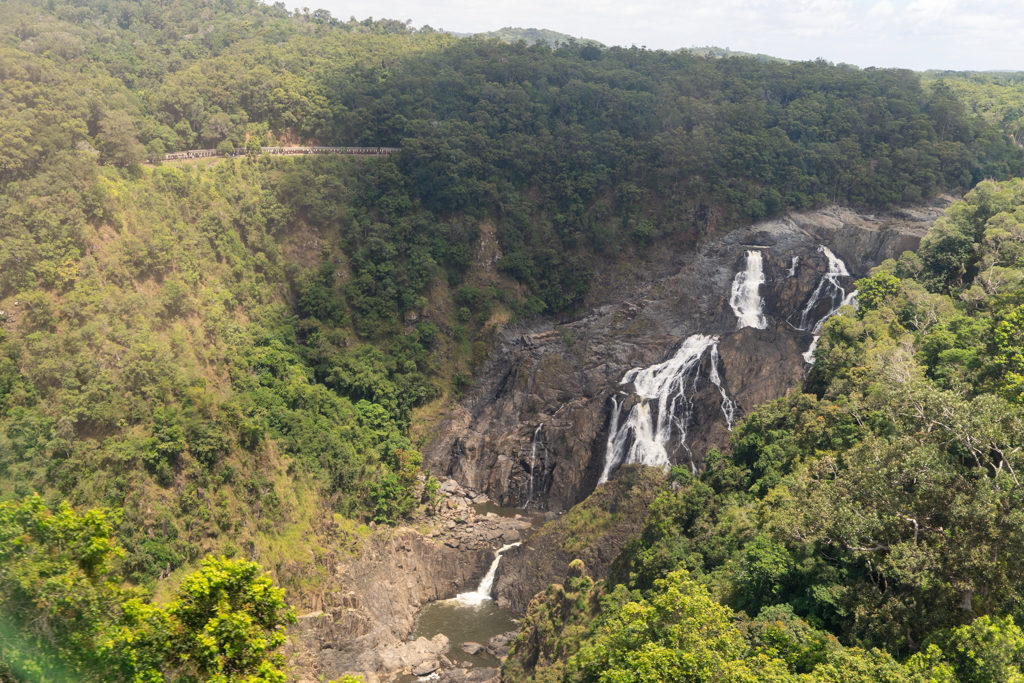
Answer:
[709,343,737,429]
[787,255,800,277]
[797,246,851,331]
[523,424,543,508]
[797,246,859,363]
[454,542,521,606]
[599,334,736,483]
[729,249,768,329]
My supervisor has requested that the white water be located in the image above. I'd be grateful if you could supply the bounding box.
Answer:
[599,334,736,483]
[801,337,820,365]
[787,256,800,277]
[797,246,850,332]
[454,542,522,606]
[523,424,543,508]
[600,396,623,483]
[798,246,858,363]
[729,250,768,329]
[709,343,737,429]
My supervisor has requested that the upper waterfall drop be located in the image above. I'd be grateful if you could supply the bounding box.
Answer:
[599,334,736,483]
[729,250,768,329]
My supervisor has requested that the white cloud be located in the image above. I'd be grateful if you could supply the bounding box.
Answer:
[866,0,895,20]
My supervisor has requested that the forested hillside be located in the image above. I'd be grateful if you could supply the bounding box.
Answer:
[506,180,1024,681]
[2,0,1024,679]
[925,71,1024,147]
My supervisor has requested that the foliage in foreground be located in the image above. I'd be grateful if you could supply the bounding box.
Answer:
[0,495,294,683]
[506,181,1024,680]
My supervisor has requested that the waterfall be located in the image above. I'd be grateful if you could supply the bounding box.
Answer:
[801,337,820,365]
[787,256,800,277]
[709,343,737,429]
[454,542,521,606]
[801,287,859,365]
[599,396,623,483]
[729,250,767,329]
[523,424,543,508]
[797,246,850,332]
[599,334,735,483]
[797,246,858,363]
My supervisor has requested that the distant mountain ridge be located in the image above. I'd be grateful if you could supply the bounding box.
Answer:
[464,28,795,61]
[469,26,603,48]
[685,45,790,62]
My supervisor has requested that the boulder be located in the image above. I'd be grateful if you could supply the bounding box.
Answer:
[486,631,518,659]
[375,634,449,673]
[412,659,441,676]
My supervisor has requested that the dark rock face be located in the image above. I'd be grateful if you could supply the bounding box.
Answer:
[423,204,944,521]
[493,465,664,613]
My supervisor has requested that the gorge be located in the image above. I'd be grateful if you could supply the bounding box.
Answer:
[286,201,945,680]
[6,2,1024,679]
[424,203,938,513]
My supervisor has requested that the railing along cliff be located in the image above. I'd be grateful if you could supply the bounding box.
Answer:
[152,146,399,163]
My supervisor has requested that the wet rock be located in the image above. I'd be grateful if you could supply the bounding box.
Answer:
[459,641,485,655]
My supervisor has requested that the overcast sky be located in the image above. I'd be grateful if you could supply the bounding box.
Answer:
[280,0,1024,71]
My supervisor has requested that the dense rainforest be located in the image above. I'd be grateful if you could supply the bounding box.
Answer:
[3,0,1024,679]
[504,181,1024,680]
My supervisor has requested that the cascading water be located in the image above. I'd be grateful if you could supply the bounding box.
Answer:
[454,542,521,606]
[599,334,736,483]
[523,424,543,508]
[787,255,800,277]
[797,246,858,363]
[709,343,737,429]
[797,246,850,331]
[601,396,623,481]
[729,250,768,329]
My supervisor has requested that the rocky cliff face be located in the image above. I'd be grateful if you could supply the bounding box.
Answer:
[423,204,944,520]
[287,203,946,681]
[284,480,531,682]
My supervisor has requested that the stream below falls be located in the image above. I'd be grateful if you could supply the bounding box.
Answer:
[401,537,524,679]
[408,599,519,670]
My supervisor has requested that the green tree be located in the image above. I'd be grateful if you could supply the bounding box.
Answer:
[0,495,124,681]
[0,496,294,682]
[930,616,1024,683]
[567,569,788,682]
[166,556,295,682]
